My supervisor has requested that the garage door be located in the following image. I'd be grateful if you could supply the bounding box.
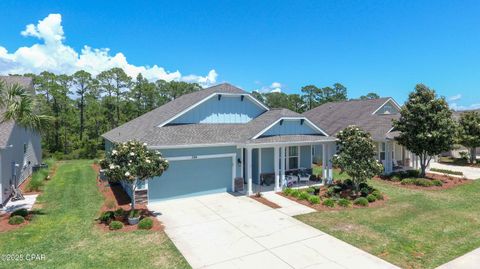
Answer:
[148,156,234,202]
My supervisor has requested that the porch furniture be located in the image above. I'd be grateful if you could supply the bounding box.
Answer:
[297,168,311,182]
[260,173,275,186]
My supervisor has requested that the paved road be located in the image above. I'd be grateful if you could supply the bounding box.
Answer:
[429,162,480,180]
[149,193,399,269]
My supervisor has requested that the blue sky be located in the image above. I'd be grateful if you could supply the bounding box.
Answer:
[0,0,479,109]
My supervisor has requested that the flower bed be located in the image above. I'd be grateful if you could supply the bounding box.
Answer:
[279,180,386,211]
[93,163,163,232]
[377,170,469,190]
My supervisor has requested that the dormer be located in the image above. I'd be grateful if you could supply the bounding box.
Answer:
[372,98,401,115]
[166,93,268,125]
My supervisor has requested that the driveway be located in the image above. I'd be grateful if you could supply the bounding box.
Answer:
[429,162,480,180]
[149,193,399,269]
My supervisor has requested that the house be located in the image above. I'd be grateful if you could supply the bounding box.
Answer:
[103,83,337,203]
[304,97,421,174]
[0,76,42,206]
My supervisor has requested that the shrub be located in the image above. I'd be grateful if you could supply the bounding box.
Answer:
[391,175,402,182]
[114,208,125,218]
[343,178,354,187]
[322,198,335,208]
[337,198,351,207]
[406,170,420,178]
[432,179,443,186]
[129,209,140,218]
[8,215,25,225]
[354,197,369,206]
[109,220,123,230]
[99,211,114,223]
[430,168,463,176]
[372,190,384,200]
[326,187,336,197]
[415,178,434,187]
[11,208,29,218]
[138,217,154,230]
[308,195,320,204]
[360,187,370,197]
[283,188,293,196]
[401,178,416,185]
[313,186,321,195]
[306,187,315,194]
[290,189,301,198]
[298,191,310,200]
[366,194,377,203]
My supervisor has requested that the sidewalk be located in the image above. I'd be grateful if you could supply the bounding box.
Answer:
[436,248,480,269]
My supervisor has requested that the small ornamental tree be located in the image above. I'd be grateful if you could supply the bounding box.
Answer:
[100,141,169,210]
[393,84,456,177]
[457,111,480,164]
[332,126,383,194]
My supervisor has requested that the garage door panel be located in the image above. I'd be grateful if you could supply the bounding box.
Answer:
[149,157,232,202]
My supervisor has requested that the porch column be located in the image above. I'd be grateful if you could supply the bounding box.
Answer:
[280,146,286,188]
[385,141,392,174]
[322,143,327,180]
[327,143,334,183]
[274,146,280,191]
[240,148,244,178]
[246,147,253,195]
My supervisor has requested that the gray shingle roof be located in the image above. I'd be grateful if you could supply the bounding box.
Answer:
[0,76,34,147]
[103,85,328,147]
[303,98,399,141]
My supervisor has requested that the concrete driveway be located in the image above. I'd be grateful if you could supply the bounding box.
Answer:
[149,193,398,269]
[429,162,480,180]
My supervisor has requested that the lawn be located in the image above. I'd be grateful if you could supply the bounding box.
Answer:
[0,160,189,269]
[296,179,480,269]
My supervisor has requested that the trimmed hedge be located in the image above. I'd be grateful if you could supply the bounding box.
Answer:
[138,217,154,230]
[109,221,123,230]
[366,194,377,202]
[401,178,443,187]
[337,198,351,207]
[354,197,369,206]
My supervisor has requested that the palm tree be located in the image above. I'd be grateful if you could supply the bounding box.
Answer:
[0,80,52,132]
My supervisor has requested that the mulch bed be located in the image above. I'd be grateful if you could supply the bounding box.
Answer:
[250,196,281,209]
[375,172,470,190]
[93,163,163,232]
[278,191,388,212]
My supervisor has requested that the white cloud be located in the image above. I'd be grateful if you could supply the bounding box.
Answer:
[450,103,480,111]
[255,81,283,93]
[0,14,217,86]
[448,94,462,102]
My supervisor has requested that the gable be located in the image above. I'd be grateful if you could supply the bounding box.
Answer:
[373,99,401,115]
[256,118,326,138]
[170,94,267,124]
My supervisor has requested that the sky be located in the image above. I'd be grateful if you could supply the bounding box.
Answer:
[0,0,479,109]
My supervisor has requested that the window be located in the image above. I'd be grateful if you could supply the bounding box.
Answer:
[288,146,299,169]
[379,142,386,161]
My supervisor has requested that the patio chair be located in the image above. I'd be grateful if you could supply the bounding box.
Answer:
[297,168,311,183]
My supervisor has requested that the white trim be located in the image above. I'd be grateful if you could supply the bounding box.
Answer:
[371,98,402,115]
[157,93,269,127]
[149,143,237,150]
[166,153,236,162]
[240,148,244,178]
[251,117,329,139]
[242,138,337,148]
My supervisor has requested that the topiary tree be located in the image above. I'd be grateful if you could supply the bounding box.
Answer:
[393,84,456,177]
[332,126,383,194]
[100,141,169,210]
[457,111,480,164]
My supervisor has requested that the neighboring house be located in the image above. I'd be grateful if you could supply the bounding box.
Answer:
[304,97,421,174]
[103,83,337,203]
[0,76,42,206]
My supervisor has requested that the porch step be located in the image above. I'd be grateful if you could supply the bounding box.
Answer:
[134,189,148,205]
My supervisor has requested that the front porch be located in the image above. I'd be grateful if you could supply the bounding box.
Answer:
[238,140,337,196]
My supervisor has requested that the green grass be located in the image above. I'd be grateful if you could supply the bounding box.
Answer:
[312,164,350,180]
[296,179,480,269]
[0,160,189,269]
[25,158,55,192]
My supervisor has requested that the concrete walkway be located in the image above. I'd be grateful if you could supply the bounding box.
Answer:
[149,193,399,269]
[429,162,480,180]
[436,248,480,269]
